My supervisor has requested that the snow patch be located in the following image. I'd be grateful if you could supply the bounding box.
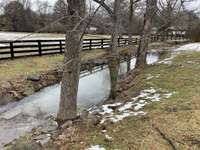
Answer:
[158,43,200,65]
[108,111,146,123]
[146,74,154,80]
[89,103,122,115]
[175,43,200,52]
[86,145,106,150]
[105,134,113,140]
[88,87,174,124]
[158,55,176,65]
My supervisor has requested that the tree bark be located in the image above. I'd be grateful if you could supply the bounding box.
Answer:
[57,0,86,124]
[108,0,122,99]
[128,0,134,45]
[127,55,131,72]
[135,0,157,69]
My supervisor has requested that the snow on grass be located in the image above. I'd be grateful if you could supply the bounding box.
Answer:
[89,87,175,124]
[146,74,154,80]
[158,43,200,65]
[175,43,200,52]
[86,145,106,150]
[158,55,176,65]
[108,111,147,123]
[105,134,113,141]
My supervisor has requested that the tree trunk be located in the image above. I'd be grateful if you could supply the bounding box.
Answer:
[57,0,86,124]
[127,55,131,72]
[135,0,157,69]
[128,0,134,45]
[108,0,122,99]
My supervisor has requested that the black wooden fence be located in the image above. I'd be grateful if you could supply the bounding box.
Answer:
[0,34,186,60]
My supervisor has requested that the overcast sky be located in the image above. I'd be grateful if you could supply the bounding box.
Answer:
[30,0,200,11]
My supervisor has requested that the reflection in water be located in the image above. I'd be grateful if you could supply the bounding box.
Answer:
[0,53,159,148]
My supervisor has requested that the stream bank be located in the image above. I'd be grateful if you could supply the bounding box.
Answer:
[0,45,136,106]
[0,41,182,106]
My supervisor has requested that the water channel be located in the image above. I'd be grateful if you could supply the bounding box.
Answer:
[0,53,159,148]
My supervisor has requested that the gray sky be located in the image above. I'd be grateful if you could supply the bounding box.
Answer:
[30,0,200,11]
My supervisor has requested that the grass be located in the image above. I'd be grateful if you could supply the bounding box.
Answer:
[0,46,135,82]
[45,51,200,150]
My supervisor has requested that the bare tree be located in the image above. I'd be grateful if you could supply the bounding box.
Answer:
[135,0,157,69]
[57,0,86,123]
[93,0,124,99]
[128,0,141,44]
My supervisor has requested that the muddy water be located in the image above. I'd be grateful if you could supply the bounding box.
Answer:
[0,53,159,148]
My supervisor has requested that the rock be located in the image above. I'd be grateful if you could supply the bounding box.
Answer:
[27,75,40,82]
[41,125,57,133]
[8,91,20,99]
[34,134,51,146]
[0,81,12,89]
[61,120,73,129]
[34,134,50,140]
[37,137,51,146]
[23,88,35,96]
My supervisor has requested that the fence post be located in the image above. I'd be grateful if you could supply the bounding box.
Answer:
[59,41,63,54]
[89,39,92,50]
[136,38,138,45]
[118,38,120,47]
[38,41,42,56]
[10,42,14,59]
[101,39,104,49]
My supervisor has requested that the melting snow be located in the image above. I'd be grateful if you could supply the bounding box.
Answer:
[86,145,106,150]
[158,55,176,65]
[146,74,154,80]
[175,43,200,52]
[89,87,174,124]
[105,134,113,140]
[108,111,147,123]
[158,43,200,65]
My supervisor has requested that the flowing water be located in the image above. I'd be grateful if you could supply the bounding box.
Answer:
[0,53,159,148]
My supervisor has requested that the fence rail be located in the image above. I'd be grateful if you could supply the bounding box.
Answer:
[0,34,186,60]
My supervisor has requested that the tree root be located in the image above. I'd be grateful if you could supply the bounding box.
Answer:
[152,124,177,150]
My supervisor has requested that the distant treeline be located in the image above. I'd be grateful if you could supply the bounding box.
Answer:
[0,0,68,33]
[0,0,144,34]
[0,0,199,38]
